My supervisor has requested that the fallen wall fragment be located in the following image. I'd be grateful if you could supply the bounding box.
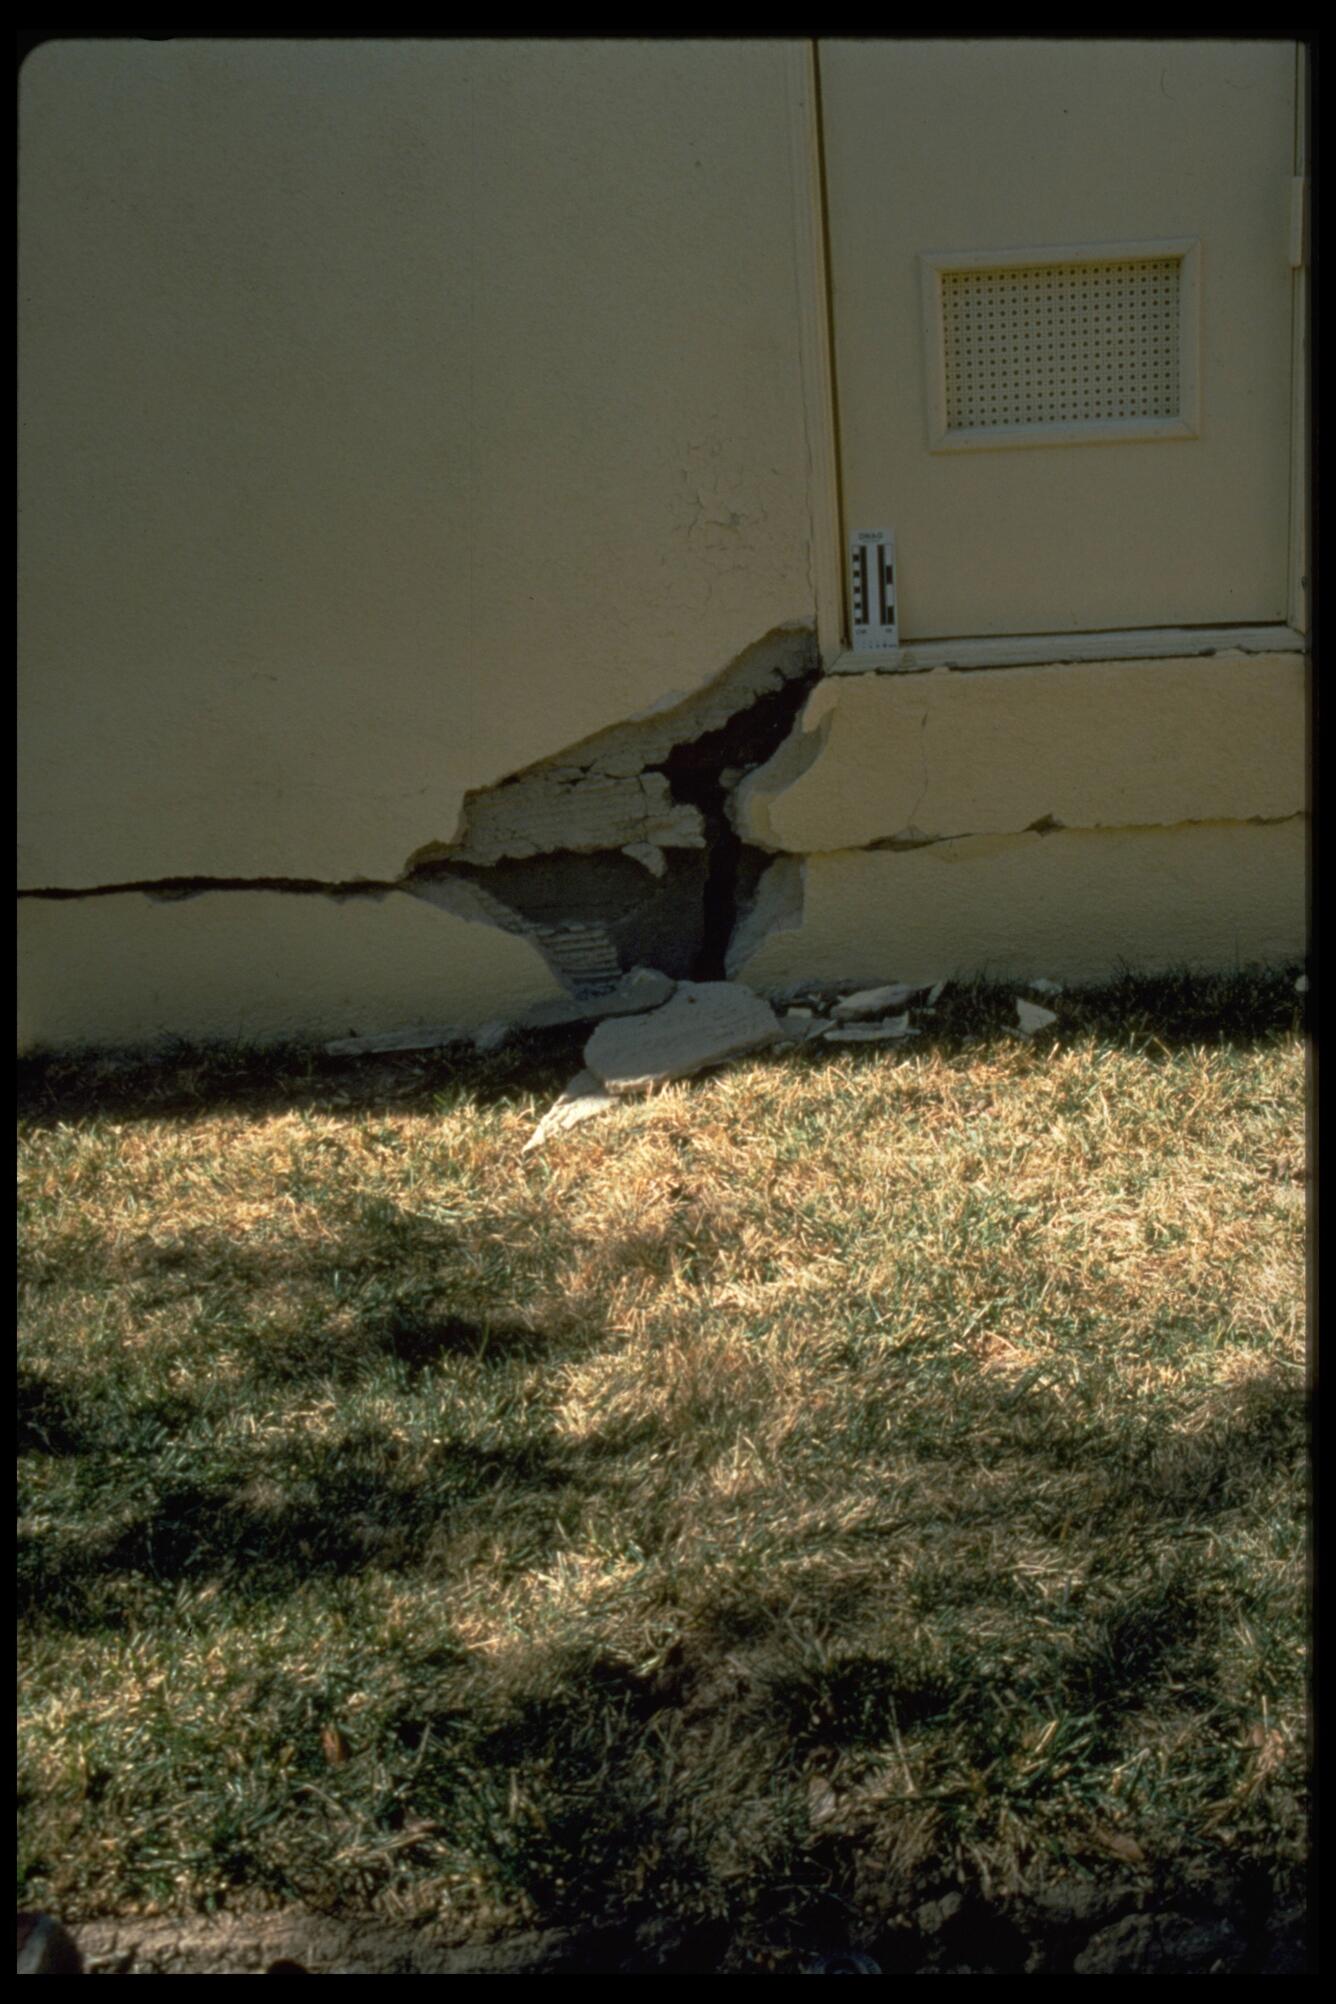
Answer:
[584,980,783,1094]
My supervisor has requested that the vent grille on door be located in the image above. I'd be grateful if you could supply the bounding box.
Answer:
[942,257,1181,429]
[921,240,1200,452]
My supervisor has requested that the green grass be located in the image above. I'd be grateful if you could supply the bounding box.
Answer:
[17,967,1310,1953]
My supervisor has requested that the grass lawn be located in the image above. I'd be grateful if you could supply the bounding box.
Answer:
[17,967,1311,1969]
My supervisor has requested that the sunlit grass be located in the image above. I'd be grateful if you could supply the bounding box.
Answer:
[18,967,1309,1949]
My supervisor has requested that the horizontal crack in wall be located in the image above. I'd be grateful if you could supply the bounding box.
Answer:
[18,876,402,902]
[812,810,1310,861]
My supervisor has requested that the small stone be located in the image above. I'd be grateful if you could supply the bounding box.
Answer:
[774,1016,812,1044]
[1026,977,1064,996]
[1015,997,1058,1035]
[916,1892,964,1936]
[17,1914,84,1976]
[1072,1911,1247,1976]
[824,1013,916,1043]
[925,980,946,1005]
[522,1070,617,1152]
[832,983,917,1019]
[784,1006,814,1019]
[1295,973,1308,994]
[584,980,782,1094]
[473,1018,512,1052]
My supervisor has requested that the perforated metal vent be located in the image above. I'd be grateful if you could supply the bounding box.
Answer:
[920,240,1200,453]
[941,257,1182,430]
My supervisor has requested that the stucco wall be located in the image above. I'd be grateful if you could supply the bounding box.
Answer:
[18,41,1306,1053]
[733,653,1305,852]
[729,822,1307,993]
[727,651,1306,990]
[19,38,815,890]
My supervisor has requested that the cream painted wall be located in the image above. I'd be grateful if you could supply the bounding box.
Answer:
[19,39,816,890]
[820,40,1299,638]
[18,42,1305,1054]
[18,891,568,1051]
[731,820,1308,993]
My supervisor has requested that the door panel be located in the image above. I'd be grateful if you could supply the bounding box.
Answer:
[820,40,1297,640]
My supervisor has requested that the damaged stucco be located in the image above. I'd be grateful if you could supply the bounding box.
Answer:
[732,653,1306,853]
[18,635,1308,1053]
[17,42,1308,1054]
[729,820,1308,993]
[18,625,822,1049]
[400,623,820,991]
[726,650,1307,989]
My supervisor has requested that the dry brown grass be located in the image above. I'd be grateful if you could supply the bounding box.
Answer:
[18,969,1310,1954]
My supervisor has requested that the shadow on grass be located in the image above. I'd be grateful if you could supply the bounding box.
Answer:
[15,965,1307,1132]
[17,1305,1307,1948]
[17,962,1308,1942]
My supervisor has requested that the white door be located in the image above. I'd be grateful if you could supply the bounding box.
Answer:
[820,40,1301,641]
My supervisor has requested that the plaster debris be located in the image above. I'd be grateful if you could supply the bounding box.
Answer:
[521,1070,617,1153]
[473,1018,513,1052]
[724,855,805,981]
[324,1025,464,1056]
[1015,997,1059,1035]
[823,1012,917,1043]
[446,769,705,867]
[416,625,815,871]
[621,842,668,877]
[1026,977,1065,996]
[831,982,918,1019]
[524,966,677,1028]
[584,980,783,1095]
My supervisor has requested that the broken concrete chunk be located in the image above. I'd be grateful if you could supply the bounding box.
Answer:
[823,1012,917,1043]
[584,980,783,1095]
[831,983,918,1019]
[522,1070,617,1153]
[324,1024,464,1056]
[1015,997,1059,1035]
